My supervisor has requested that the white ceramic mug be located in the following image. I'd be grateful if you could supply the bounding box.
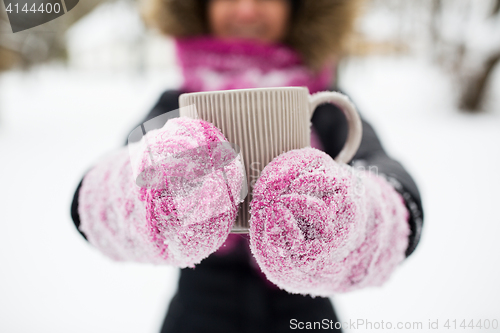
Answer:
[179,86,362,233]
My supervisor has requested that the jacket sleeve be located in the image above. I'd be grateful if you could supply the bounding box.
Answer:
[311,97,424,258]
[70,90,182,241]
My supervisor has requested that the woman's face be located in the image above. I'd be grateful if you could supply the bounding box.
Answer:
[207,0,291,44]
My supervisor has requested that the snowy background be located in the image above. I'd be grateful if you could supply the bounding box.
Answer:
[0,0,499,332]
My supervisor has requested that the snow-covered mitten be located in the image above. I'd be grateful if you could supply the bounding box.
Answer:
[248,147,410,296]
[78,117,245,268]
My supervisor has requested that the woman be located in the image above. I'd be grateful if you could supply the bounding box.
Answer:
[71,0,424,332]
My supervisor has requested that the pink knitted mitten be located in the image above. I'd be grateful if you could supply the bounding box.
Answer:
[78,117,245,268]
[248,147,410,297]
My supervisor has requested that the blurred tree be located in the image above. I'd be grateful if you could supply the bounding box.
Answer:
[353,0,500,113]
[428,0,500,112]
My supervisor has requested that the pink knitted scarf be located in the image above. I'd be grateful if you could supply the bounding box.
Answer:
[174,36,335,94]
[174,35,327,171]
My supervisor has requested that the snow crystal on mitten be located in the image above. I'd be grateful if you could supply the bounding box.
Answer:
[79,117,245,268]
[248,147,410,296]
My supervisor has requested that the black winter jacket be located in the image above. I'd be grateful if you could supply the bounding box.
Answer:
[71,89,424,333]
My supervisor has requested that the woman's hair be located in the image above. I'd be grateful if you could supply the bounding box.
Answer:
[141,0,363,70]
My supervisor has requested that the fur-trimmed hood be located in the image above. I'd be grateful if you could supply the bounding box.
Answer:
[141,0,362,71]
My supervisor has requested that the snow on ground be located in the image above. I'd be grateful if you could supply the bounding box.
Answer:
[0,64,182,333]
[0,55,499,332]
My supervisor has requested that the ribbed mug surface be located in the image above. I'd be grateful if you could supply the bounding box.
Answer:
[179,87,311,233]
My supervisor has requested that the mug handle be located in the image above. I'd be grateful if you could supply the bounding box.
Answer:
[309,91,363,164]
